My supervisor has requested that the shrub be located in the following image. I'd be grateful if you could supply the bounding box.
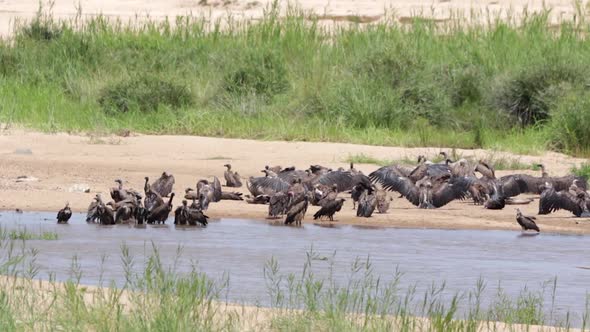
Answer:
[223,48,289,98]
[98,75,193,114]
[547,89,590,155]
[571,163,590,179]
[490,62,585,127]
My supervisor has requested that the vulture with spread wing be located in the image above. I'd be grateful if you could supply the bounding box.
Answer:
[538,182,590,217]
[151,172,175,197]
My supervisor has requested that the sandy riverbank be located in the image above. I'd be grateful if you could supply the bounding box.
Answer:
[0,0,585,37]
[0,129,588,235]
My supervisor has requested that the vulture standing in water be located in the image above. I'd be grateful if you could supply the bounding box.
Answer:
[284,179,309,226]
[538,181,590,217]
[313,187,345,222]
[268,192,290,219]
[151,172,175,197]
[144,177,164,212]
[224,164,242,188]
[147,193,175,224]
[110,179,129,202]
[175,200,208,226]
[376,190,392,214]
[515,208,540,232]
[57,202,72,224]
[86,194,101,223]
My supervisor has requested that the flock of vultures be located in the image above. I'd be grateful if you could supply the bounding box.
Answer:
[55,152,589,233]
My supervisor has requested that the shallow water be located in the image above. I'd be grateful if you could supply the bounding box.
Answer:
[0,211,589,324]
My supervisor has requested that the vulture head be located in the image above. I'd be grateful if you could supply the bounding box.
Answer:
[224,164,231,170]
[182,200,188,207]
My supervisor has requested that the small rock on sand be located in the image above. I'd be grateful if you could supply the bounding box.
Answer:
[15,175,39,183]
[14,148,32,155]
[69,184,91,193]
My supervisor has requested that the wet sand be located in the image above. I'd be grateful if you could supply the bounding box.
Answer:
[0,129,588,235]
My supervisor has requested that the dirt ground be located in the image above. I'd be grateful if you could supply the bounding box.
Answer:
[0,0,585,37]
[0,129,588,235]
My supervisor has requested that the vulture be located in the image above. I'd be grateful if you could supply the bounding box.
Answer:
[356,184,377,218]
[110,179,129,202]
[515,208,540,232]
[175,200,208,226]
[268,192,290,219]
[247,174,290,197]
[144,177,162,211]
[284,179,309,226]
[107,199,135,224]
[276,167,312,184]
[245,194,271,205]
[195,177,222,211]
[57,202,72,224]
[376,190,392,213]
[265,165,283,174]
[313,169,371,193]
[313,191,345,222]
[483,176,528,210]
[224,164,242,188]
[151,172,175,197]
[86,195,101,223]
[538,182,590,217]
[371,172,472,208]
[311,184,338,206]
[220,191,243,201]
[147,193,175,224]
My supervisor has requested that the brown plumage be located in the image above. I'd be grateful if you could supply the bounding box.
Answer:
[376,190,392,213]
[356,185,377,218]
[284,179,309,226]
[538,182,590,217]
[151,172,175,197]
[515,208,540,232]
[269,192,290,218]
[147,193,175,224]
[313,197,345,221]
[224,164,242,188]
[196,177,222,211]
[220,191,243,201]
[371,173,472,209]
[175,200,208,226]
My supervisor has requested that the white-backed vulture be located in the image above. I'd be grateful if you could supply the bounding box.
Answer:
[57,202,72,224]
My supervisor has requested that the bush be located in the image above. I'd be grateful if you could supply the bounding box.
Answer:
[547,89,590,155]
[223,48,289,98]
[98,76,193,114]
[490,62,585,127]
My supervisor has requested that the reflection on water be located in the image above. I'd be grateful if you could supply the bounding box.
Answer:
[0,211,588,324]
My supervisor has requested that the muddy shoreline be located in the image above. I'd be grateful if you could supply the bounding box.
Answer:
[1,130,588,235]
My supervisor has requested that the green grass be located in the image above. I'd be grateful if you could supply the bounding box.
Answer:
[345,152,534,170]
[2,3,590,156]
[571,163,590,179]
[0,226,58,241]
[0,242,586,331]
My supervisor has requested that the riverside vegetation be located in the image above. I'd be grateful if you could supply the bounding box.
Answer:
[0,233,587,331]
[2,3,590,156]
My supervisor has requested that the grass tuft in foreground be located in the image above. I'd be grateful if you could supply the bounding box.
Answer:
[0,232,586,331]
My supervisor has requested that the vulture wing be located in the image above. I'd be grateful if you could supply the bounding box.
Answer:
[372,175,420,206]
[152,174,175,197]
[431,176,472,208]
[539,188,582,216]
[316,171,355,192]
[212,177,222,202]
